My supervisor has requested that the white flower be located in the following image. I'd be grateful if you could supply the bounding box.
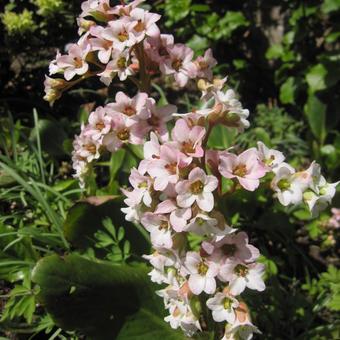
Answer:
[141,213,173,249]
[220,260,265,296]
[176,168,218,212]
[271,162,303,206]
[257,141,285,170]
[185,251,218,295]
[206,292,239,323]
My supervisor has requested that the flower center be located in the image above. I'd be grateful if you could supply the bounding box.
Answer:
[123,106,136,116]
[198,60,208,70]
[190,180,204,194]
[172,58,182,71]
[277,179,290,190]
[222,243,237,257]
[234,264,249,277]
[165,162,177,174]
[117,128,130,141]
[223,297,233,310]
[159,220,169,230]
[147,115,160,127]
[73,57,83,68]
[197,261,208,275]
[158,46,169,57]
[181,141,195,154]
[138,181,148,189]
[95,121,105,130]
[233,164,247,177]
[84,143,97,154]
[134,20,145,33]
[118,31,128,42]
[264,155,275,166]
[117,57,127,69]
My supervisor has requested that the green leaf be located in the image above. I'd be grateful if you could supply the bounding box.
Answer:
[32,254,183,339]
[321,0,340,13]
[304,94,327,144]
[63,197,150,255]
[164,0,191,24]
[207,125,237,149]
[280,77,297,104]
[306,64,327,93]
[266,44,284,60]
[117,308,186,340]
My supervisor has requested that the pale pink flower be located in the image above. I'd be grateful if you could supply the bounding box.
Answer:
[72,129,101,163]
[141,213,173,249]
[83,106,112,140]
[128,168,153,207]
[102,18,137,51]
[176,168,218,212]
[102,113,147,152]
[214,232,260,263]
[148,144,191,191]
[89,26,114,64]
[99,49,135,85]
[220,260,265,296]
[164,299,201,336]
[80,0,112,19]
[56,44,90,81]
[129,8,161,42]
[145,34,174,63]
[108,91,150,123]
[206,291,239,323]
[171,119,206,158]
[193,48,217,80]
[219,148,267,191]
[145,100,176,141]
[185,251,218,295]
[160,44,196,87]
[257,141,285,170]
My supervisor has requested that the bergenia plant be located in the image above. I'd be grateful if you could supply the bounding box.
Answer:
[44,1,339,339]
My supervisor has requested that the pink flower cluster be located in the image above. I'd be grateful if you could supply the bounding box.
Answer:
[71,91,176,186]
[121,114,269,337]
[44,0,217,104]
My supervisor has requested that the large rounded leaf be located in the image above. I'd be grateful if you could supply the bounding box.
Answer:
[32,254,185,339]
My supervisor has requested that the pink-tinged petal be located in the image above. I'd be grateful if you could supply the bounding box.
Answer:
[196,192,214,212]
[238,177,260,191]
[172,119,190,142]
[175,180,190,195]
[185,252,200,272]
[64,69,76,81]
[175,72,189,87]
[170,208,191,232]
[155,200,177,214]
[177,192,196,208]
[188,274,205,295]
[205,175,218,192]
[204,277,216,294]
[246,274,266,292]
[219,153,237,178]
[229,277,246,295]
[188,167,206,182]
[154,176,170,191]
